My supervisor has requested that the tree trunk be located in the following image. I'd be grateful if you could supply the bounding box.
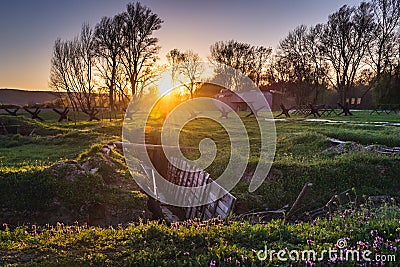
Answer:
[109,85,114,112]
[130,76,136,97]
[338,89,345,106]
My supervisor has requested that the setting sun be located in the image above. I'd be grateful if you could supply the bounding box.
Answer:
[1,0,399,266]
[157,70,175,96]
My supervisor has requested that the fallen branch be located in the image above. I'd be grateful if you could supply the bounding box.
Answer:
[286,182,313,219]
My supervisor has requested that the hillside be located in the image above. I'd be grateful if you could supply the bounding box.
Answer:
[0,88,61,106]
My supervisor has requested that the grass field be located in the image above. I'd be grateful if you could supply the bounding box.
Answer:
[0,110,399,266]
[1,203,399,266]
[170,110,400,212]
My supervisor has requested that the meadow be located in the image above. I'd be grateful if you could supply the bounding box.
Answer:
[0,110,399,266]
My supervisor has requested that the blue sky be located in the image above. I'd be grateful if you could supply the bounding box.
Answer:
[0,0,363,90]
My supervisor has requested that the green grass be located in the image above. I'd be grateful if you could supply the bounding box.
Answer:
[323,109,400,122]
[272,109,400,123]
[126,110,400,213]
[0,115,122,170]
[0,204,399,266]
[0,114,147,227]
[0,110,399,265]
[273,121,400,147]
[161,112,400,213]
[0,170,57,211]
[1,111,399,212]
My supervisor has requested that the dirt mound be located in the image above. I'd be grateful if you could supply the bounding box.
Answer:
[0,151,151,227]
[322,137,400,156]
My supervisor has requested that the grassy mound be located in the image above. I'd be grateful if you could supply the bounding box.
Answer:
[0,144,149,227]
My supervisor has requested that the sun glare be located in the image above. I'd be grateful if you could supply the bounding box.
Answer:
[158,71,175,96]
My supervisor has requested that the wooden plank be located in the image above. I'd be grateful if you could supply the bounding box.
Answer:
[220,194,236,209]
[164,157,236,220]
[184,165,199,218]
[190,171,208,218]
[205,201,218,219]
[217,201,230,214]
[204,207,213,218]
[215,206,228,218]
[178,160,189,204]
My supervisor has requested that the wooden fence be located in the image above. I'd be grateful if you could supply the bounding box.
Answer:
[0,107,125,122]
[370,104,400,115]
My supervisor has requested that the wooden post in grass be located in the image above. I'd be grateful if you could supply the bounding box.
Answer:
[24,107,44,121]
[286,182,313,219]
[246,102,265,118]
[53,107,70,122]
[337,102,353,116]
[306,104,322,118]
[276,103,291,118]
[4,108,19,116]
[218,107,231,119]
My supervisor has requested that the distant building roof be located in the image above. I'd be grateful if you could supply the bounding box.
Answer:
[214,88,272,111]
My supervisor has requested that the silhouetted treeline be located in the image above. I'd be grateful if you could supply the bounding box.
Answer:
[50,2,162,118]
[50,0,400,116]
[269,0,400,105]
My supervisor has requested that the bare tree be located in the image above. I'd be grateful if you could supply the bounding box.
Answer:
[276,25,328,104]
[369,0,400,79]
[114,64,131,110]
[50,38,78,110]
[209,40,272,88]
[249,46,272,87]
[166,48,182,87]
[167,49,203,99]
[360,0,400,103]
[119,2,163,98]
[319,3,375,105]
[210,40,253,76]
[50,23,100,121]
[93,15,123,111]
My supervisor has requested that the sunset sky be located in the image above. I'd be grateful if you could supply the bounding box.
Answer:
[0,0,363,91]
